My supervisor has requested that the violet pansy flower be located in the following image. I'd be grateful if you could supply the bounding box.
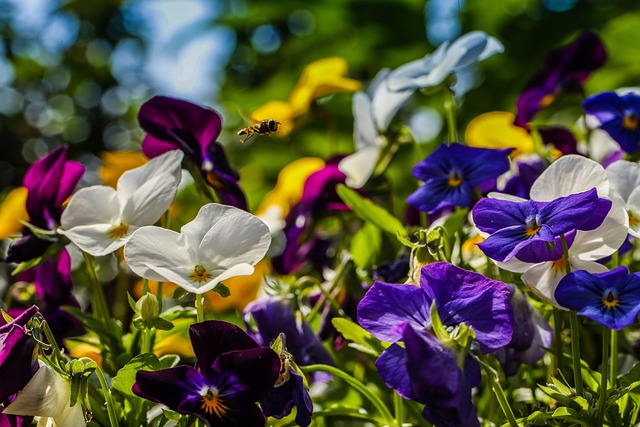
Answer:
[138,95,248,210]
[472,188,606,262]
[555,267,640,330]
[7,147,85,264]
[407,143,511,214]
[583,91,640,153]
[515,31,606,127]
[133,320,280,427]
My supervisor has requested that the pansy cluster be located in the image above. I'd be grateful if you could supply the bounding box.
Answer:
[4,26,640,427]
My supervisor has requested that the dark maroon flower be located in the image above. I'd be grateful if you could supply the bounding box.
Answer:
[7,147,85,263]
[515,32,606,127]
[133,320,280,427]
[138,95,247,210]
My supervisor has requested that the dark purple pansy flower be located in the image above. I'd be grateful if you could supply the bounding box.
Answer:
[132,320,280,427]
[7,147,85,263]
[539,127,579,156]
[555,267,640,330]
[138,96,248,210]
[515,31,606,127]
[583,91,640,154]
[0,306,39,405]
[406,143,511,214]
[272,158,349,274]
[472,188,608,262]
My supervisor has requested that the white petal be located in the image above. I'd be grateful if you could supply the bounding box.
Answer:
[61,186,120,229]
[62,223,125,256]
[487,192,527,202]
[571,201,628,260]
[352,92,379,150]
[627,187,640,237]
[53,402,86,427]
[530,155,610,200]
[199,211,271,268]
[495,258,536,273]
[371,70,415,131]
[124,226,196,284]
[4,364,70,418]
[521,262,566,308]
[338,146,381,189]
[606,160,640,202]
[117,150,183,201]
[180,204,242,248]
[119,171,179,226]
[187,263,255,295]
[386,44,448,91]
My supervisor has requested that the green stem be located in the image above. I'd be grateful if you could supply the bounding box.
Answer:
[82,251,111,324]
[156,281,164,314]
[301,364,394,424]
[141,327,152,354]
[95,368,119,427]
[611,329,619,386]
[552,307,564,377]
[478,355,518,427]
[394,392,405,427]
[443,88,458,144]
[312,410,385,425]
[195,294,204,323]
[596,328,611,426]
[306,254,350,322]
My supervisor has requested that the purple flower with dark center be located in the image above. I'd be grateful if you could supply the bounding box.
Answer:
[539,127,579,156]
[7,147,85,263]
[0,306,39,407]
[407,143,511,214]
[272,158,349,274]
[132,320,280,427]
[358,262,514,353]
[138,96,248,210]
[515,31,606,127]
[555,267,640,330]
[583,91,640,154]
[472,188,608,262]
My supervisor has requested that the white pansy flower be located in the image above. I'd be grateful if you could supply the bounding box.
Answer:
[606,160,640,237]
[3,363,86,427]
[60,150,183,256]
[124,203,271,294]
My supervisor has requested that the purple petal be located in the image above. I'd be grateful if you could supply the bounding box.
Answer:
[375,343,415,400]
[538,188,600,234]
[133,366,203,410]
[357,281,431,342]
[407,177,472,214]
[261,370,313,426]
[212,348,280,401]
[584,92,627,124]
[5,234,53,264]
[539,127,579,155]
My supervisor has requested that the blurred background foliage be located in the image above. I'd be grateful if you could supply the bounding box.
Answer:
[1,0,639,211]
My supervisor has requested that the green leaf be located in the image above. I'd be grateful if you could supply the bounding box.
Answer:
[336,184,407,236]
[159,354,181,369]
[551,406,586,423]
[112,353,161,398]
[153,317,175,331]
[350,222,381,269]
[213,283,230,298]
[331,317,384,356]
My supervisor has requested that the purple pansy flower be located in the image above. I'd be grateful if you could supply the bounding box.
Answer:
[272,158,349,274]
[406,143,512,214]
[138,96,248,210]
[501,155,546,199]
[555,267,640,330]
[472,188,609,262]
[7,147,85,263]
[583,91,640,153]
[515,31,606,127]
[132,320,280,427]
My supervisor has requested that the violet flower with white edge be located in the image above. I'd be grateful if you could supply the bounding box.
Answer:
[60,150,183,257]
[124,203,271,295]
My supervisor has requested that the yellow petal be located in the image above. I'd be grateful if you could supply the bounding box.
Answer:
[250,101,296,137]
[465,112,533,155]
[0,187,29,239]
[255,157,325,217]
[98,151,148,188]
[289,57,362,115]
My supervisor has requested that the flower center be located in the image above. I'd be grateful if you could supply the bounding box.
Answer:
[539,93,555,108]
[524,218,541,237]
[629,211,640,227]
[189,265,211,283]
[448,172,463,188]
[551,257,566,272]
[199,387,229,417]
[107,223,129,239]
[623,113,639,131]
[602,290,619,309]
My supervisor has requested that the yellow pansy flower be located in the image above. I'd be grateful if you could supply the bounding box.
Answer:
[98,151,148,188]
[465,111,533,156]
[0,187,28,239]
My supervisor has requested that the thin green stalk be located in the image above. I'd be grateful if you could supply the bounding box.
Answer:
[301,364,394,424]
[307,254,350,322]
[141,327,152,354]
[195,293,204,323]
[95,368,119,427]
[553,308,564,377]
[394,392,405,427]
[156,281,164,313]
[477,355,518,427]
[312,410,384,425]
[561,234,584,397]
[443,88,458,144]
[82,251,110,324]
[596,328,611,426]
[611,329,619,386]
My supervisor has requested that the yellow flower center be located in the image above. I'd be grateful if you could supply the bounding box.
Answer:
[629,211,640,228]
[189,265,211,283]
[107,223,129,238]
[539,93,555,108]
[551,257,566,272]
[602,291,619,309]
[200,387,229,417]
[448,172,463,188]
[623,114,639,131]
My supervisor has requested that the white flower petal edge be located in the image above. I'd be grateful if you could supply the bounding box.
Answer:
[4,363,86,427]
[530,155,610,201]
[339,146,381,189]
[606,160,640,201]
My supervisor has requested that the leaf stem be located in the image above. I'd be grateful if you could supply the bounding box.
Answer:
[478,355,518,427]
[443,88,458,144]
[561,234,583,397]
[195,293,204,323]
[82,251,111,325]
[596,327,611,426]
[95,368,119,427]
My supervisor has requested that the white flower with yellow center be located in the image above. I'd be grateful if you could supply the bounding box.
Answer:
[60,150,183,256]
[123,203,271,294]
[605,160,640,237]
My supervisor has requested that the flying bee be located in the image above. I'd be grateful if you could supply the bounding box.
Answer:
[237,119,281,143]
